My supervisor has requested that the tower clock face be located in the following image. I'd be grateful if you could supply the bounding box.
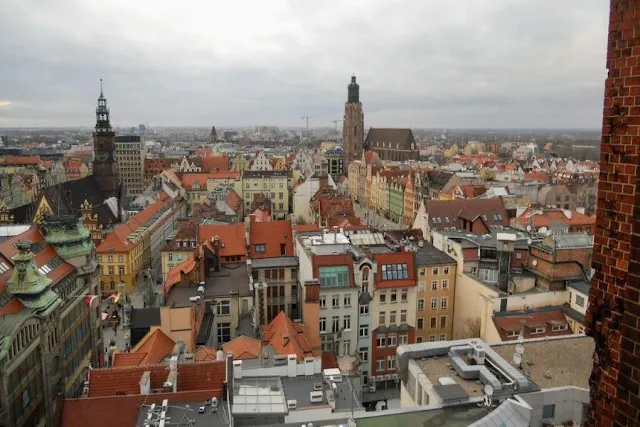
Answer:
[96,152,108,162]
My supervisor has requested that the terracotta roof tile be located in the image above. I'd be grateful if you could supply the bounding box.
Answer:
[517,209,596,228]
[424,198,509,230]
[248,220,293,259]
[200,155,230,172]
[493,309,574,341]
[111,352,147,368]
[164,253,197,293]
[198,223,247,258]
[194,346,217,362]
[223,336,262,360]
[321,352,338,370]
[262,312,313,361]
[132,329,176,365]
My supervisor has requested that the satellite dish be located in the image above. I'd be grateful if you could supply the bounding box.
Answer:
[526,224,532,232]
[484,384,494,396]
[517,334,524,344]
[513,353,522,366]
[527,238,532,245]
[532,259,538,266]
[515,344,525,355]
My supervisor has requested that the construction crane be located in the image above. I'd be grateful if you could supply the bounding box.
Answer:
[332,119,344,133]
[301,116,311,138]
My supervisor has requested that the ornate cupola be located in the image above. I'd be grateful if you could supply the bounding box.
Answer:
[7,241,61,314]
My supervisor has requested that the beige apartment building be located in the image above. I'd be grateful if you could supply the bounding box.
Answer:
[414,242,457,342]
[115,135,147,195]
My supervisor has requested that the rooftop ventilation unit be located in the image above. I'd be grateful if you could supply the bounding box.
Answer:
[471,343,486,365]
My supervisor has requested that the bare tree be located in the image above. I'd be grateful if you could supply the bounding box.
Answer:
[462,317,482,339]
[296,215,308,225]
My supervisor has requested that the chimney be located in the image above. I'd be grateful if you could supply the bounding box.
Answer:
[164,355,178,393]
[226,353,234,405]
[139,371,151,395]
[287,354,297,378]
[233,360,243,379]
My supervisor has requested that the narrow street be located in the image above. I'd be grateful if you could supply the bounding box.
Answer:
[353,202,403,231]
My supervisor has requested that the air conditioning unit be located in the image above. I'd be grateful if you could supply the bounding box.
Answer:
[274,355,287,366]
[471,343,486,365]
[329,375,343,383]
[391,374,398,380]
[384,375,391,381]
[287,400,297,410]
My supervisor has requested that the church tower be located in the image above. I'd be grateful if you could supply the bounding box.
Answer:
[92,79,120,199]
[343,75,365,164]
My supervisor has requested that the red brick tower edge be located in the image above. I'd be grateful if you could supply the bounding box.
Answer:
[586,1,640,425]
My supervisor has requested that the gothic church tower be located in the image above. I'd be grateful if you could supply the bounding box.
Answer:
[343,75,364,164]
[92,80,120,199]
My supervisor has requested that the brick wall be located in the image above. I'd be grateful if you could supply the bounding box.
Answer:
[586,1,640,425]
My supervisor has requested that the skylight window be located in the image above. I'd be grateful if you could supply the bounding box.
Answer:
[39,264,52,274]
[0,262,9,273]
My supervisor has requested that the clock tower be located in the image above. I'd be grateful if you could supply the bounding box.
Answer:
[92,79,120,199]
[343,75,364,164]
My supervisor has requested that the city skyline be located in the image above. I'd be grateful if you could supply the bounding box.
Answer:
[2,0,608,129]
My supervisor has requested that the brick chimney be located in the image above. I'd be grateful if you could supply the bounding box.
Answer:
[302,279,321,355]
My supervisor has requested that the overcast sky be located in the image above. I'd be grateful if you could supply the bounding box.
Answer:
[1,0,609,129]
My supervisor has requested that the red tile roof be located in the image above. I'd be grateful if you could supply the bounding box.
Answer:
[524,172,552,183]
[296,224,321,232]
[0,155,47,166]
[321,352,339,370]
[374,251,416,289]
[225,189,242,213]
[130,328,177,365]
[180,173,209,190]
[198,222,247,258]
[88,361,225,397]
[312,254,355,288]
[164,252,197,293]
[200,155,230,172]
[223,336,262,360]
[194,346,217,362]
[111,352,147,368]
[248,220,293,259]
[424,198,509,230]
[517,209,596,228]
[493,310,574,341]
[262,311,314,361]
[62,390,225,427]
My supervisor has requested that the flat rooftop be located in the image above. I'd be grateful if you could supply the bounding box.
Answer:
[491,335,594,389]
[137,401,231,427]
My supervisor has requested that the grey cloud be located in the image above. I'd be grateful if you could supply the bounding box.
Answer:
[0,0,609,128]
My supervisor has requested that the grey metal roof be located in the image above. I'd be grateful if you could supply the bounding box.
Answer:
[567,280,591,295]
[414,242,456,266]
[250,256,299,269]
[433,384,469,402]
[468,399,529,427]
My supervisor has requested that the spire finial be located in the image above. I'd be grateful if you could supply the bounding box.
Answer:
[100,78,104,98]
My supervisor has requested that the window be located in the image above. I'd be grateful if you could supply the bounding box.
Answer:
[255,244,266,253]
[118,255,124,262]
[575,294,585,307]
[343,340,351,355]
[379,293,386,304]
[359,347,368,362]
[399,334,408,345]
[389,311,396,324]
[332,294,340,307]
[344,294,351,306]
[108,255,113,263]
[432,267,439,275]
[431,297,438,310]
[343,315,351,330]
[108,266,114,275]
[542,404,556,419]
[430,317,437,328]
[440,316,447,328]
[359,304,369,315]
[552,323,569,332]
[217,300,231,315]
[443,266,449,274]
[217,323,231,344]
[442,279,449,290]
[377,336,386,347]
[439,334,446,341]
[416,336,423,343]
[419,268,426,276]
[428,335,436,342]
[379,311,386,325]
[417,318,424,330]
[387,355,396,370]
[280,244,286,255]
[319,317,326,332]
[418,281,426,291]
[441,297,448,309]
[532,326,545,335]
[376,357,385,371]
[381,263,408,280]
[400,309,407,323]
[320,296,326,308]
[515,252,522,260]
[390,291,397,303]
[506,330,520,338]
[401,289,408,302]
[359,325,369,337]
[388,335,397,346]
[417,299,425,311]
[118,266,125,276]
[319,266,350,288]
[332,316,340,332]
